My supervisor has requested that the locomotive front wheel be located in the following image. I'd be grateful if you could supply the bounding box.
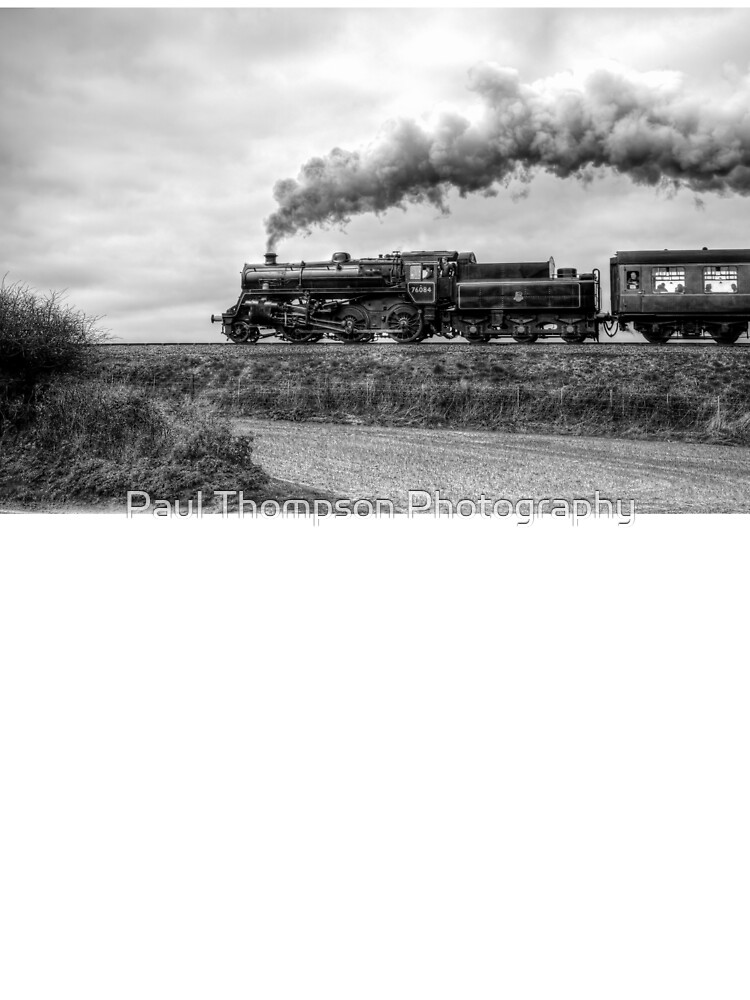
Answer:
[386,305,424,343]
[229,322,259,344]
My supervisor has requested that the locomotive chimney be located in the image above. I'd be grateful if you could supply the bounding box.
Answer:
[264,252,277,266]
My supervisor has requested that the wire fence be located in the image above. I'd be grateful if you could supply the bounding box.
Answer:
[78,372,750,432]
[6,372,750,433]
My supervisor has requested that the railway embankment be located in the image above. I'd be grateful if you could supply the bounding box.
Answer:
[90,343,750,445]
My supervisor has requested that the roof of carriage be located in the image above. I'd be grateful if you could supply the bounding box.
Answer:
[612,249,750,265]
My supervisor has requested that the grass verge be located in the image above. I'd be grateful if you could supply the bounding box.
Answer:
[0,380,269,508]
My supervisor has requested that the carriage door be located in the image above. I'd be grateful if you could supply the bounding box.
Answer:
[621,266,642,314]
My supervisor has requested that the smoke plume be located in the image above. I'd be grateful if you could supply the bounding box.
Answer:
[265,63,750,249]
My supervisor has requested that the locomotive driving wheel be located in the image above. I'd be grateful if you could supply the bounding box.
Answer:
[277,324,323,343]
[386,304,424,343]
[511,331,539,344]
[335,304,372,343]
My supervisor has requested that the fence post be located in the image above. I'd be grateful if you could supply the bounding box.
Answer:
[609,388,613,410]
[191,372,195,399]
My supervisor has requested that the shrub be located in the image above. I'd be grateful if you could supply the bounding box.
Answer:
[0,278,104,392]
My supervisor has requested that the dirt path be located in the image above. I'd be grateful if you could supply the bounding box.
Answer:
[235,419,750,513]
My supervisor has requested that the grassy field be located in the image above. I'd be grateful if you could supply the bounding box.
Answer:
[89,343,750,444]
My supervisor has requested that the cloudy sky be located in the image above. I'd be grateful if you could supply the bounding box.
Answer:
[3,6,750,342]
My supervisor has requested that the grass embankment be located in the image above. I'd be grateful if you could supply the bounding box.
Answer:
[0,283,268,507]
[1,381,267,506]
[92,343,750,444]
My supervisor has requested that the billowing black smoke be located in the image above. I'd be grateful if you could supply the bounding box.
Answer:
[265,63,750,249]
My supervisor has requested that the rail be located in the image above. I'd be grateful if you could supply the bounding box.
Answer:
[100,336,750,347]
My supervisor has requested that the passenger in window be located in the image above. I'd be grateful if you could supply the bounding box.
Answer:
[655,282,667,293]
[422,265,434,280]
[676,283,684,293]
[626,270,639,289]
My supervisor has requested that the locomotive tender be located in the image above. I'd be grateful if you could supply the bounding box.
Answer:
[211,247,750,344]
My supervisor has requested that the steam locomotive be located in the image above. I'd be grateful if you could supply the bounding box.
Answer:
[211,247,750,344]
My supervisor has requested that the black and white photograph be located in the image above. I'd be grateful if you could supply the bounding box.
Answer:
[2,7,749,1000]
[3,6,750,516]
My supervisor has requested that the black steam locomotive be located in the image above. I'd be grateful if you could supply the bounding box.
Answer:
[211,247,750,344]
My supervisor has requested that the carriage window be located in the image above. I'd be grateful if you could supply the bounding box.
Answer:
[704,266,738,293]
[653,267,685,293]
[625,269,640,290]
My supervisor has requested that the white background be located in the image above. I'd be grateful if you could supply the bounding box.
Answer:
[2,514,749,1000]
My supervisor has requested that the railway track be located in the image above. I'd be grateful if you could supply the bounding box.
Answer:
[102,339,750,347]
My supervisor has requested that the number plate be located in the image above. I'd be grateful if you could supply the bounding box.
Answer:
[407,281,436,303]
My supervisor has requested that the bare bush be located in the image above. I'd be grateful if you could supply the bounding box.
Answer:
[0,278,105,390]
